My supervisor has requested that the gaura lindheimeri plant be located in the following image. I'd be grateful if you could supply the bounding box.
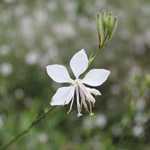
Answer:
[46,49,110,117]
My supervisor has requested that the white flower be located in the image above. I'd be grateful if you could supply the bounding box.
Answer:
[132,125,144,137]
[0,63,13,76]
[46,49,110,117]
[25,51,39,65]
[52,23,76,39]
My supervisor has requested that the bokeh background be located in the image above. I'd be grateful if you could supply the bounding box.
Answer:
[0,0,150,150]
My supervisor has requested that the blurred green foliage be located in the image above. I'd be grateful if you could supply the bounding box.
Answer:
[0,0,150,150]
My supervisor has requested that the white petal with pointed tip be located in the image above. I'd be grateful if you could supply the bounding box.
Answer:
[86,87,102,96]
[46,65,72,83]
[50,86,75,106]
[70,49,88,78]
[83,69,110,87]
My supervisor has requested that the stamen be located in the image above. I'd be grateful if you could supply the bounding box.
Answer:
[80,95,83,110]
[80,83,96,104]
[79,87,89,112]
[79,83,95,114]
[88,100,92,114]
[77,112,82,117]
[90,112,95,116]
[67,97,74,114]
[76,86,82,116]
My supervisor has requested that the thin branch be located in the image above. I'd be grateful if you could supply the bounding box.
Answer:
[88,47,102,67]
[0,106,55,150]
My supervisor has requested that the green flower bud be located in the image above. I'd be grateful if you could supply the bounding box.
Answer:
[96,11,118,48]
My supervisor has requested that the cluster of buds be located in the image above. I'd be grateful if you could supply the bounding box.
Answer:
[96,11,118,49]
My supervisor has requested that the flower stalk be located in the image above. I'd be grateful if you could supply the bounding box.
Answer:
[0,106,54,150]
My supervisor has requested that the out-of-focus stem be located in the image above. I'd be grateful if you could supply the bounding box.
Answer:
[0,106,55,150]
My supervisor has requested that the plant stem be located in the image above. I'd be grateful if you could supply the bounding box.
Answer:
[88,47,102,67]
[0,106,55,150]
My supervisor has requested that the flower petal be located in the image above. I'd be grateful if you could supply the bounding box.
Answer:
[70,49,88,78]
[46,65,72,83]
[86,87,102,96]
[82,69,110,87]
[50,86,75,106]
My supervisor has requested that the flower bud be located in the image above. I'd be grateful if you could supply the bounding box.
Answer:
[96,11,118,48]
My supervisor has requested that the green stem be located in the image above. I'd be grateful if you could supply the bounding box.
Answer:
[88,47,103,67]
[0,106,55,150]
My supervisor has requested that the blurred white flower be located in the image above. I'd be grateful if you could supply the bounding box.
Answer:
[14,5,26,17]
[46,49,110,116]
[136,99,146,112]
[0,63,13,76]
[4,0,14,3]
[25,51,39,65]
[34,9,48,25]
[132,125,144,137]
[134,112,147,125]
[83,113,107,129]
[78,17,95,31]
[95,114,107,128]
[38,133,48,143]
[63,1,76,19]
[95,0,106,10]
[40,48,59,66]
[141,5,150,14]
[52,23,76,39]
[0,46,11,56]
[40,37,59,65]
[20,16,35,41]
